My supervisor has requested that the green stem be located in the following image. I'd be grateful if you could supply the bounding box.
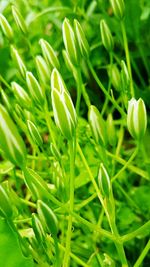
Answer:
[87,59,125,117]
[109,217,128,267]
[102,52,113,115]
[112,146,138,182]
[120,21,134,97]
[133,239,150,267]
[44,104,56,145]
[121,220,150,242]
[63,138,76,267]
[75,68,82,115]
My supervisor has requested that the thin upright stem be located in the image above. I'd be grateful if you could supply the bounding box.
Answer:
[121,21,134,97]
[63,138,76,267]
[133,239,150,267]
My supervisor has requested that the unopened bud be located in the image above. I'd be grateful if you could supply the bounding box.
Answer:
[51,68,67,93]
[100,19,114,52]
[26,71,45,106]
[127,98,147,140]
[109,0,125,20]
[11,81,31,109]
[12,5,27,34]
[0,14,13,40]
[32,213,45,244]
[0,183,13,218]
[35,55,50,85]
[37,200,58,236]
[39,39,60,69]
[27,120,43,147]
[98,163,111,198]
[74,19,90,58]
[88,105,107,147]
[0,104,26,167]
[106,113,117,147]
[10,45,27,78]
[62,18,79,66]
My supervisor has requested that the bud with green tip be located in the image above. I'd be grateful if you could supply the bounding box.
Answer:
[106,113,117,147]
[23,167,49,200]
[109,0,125,20]
[35,55,50,85]
[11,81,32,109]
[50,143,61,162]
[98,163,111,198]
[26,71,45,106]
[51,85,77,140]
[0,104,27,167]
[100,19,114,52]
[127,98,147,140]
[0,183,13,218]
[62,49,74,73]
[108,64,121,91]
[0,14,13,40]
[51,68,67,93]
[10,45,27,78]
[88,105,107,147]
[27,120,43,147]
[12,5,27,34]
[62,18,79,66]
[121,60,130,102]
[39,39,60,69]
[1,89,12,112]
[37,200,58,237]
[74,19,90,58]
[32,213,46,244]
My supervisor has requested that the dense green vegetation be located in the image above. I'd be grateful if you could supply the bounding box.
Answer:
[0,0,150,266]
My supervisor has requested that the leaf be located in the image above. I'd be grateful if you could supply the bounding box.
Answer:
[0,217,34,267]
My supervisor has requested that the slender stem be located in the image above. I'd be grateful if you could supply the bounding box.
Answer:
[112,146,138,182]
[120,21,134,97]
[121,220,150,242]
[87,59,125,117]
[102,52,113,115]
[133,239,150,267]
[63,138,76,267]
[44,104,56,145]
[75,68,82,115]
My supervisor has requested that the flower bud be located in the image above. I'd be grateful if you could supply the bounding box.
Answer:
[0,14,13,40]
[74,19,90,58]
[51,68,67,93]
[27,120,43,147]
[50,143,61,162]
[12,5,27,34]
[51,88,77,140]
[10,45,27,78]
[98,163,111,198]
[0,104,27,167]
[39,39,60,69]
[100,19,114,52]
[1,89,12,112]
[109,0,125,20]
[62,49,74,73]
[127,98,147,140]
[11,81,32,109]
[32,213,45,244]
[121,60,130,102]
[23,167,49,200]
[106,113,117,147]
[26,71,45,106]
[62,18,79,66]
[109,64,121,91]
[0,183,13,218]
[37,200,58,236]
[35,55,50,85]
[88,105,107,147]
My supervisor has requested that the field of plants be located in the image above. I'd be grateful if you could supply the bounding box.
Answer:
[0,0,150,266]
